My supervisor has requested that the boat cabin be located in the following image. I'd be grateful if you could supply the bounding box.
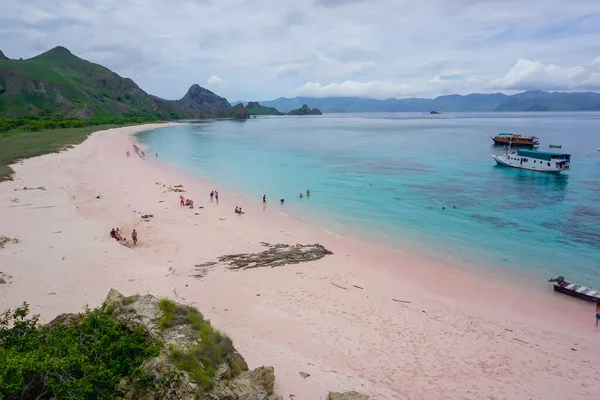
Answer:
[515,149,571,169]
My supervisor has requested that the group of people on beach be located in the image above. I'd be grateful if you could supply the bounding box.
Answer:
[234,206,245,214]
[110,227,137,247]
[179,195,194,208]
[210,190,219,203]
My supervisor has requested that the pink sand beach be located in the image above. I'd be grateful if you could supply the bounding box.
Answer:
[1,123,599,399]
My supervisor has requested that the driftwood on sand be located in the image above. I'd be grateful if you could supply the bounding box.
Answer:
[192,243,333,278]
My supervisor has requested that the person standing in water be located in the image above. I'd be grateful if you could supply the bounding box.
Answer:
[263,194,266,204]
[306,189,311,197]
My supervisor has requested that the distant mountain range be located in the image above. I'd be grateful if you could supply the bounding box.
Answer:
[235,91,600,113]
[0,46,248,119]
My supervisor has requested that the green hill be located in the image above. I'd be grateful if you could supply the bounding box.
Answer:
[245,101,283,115]
[0,46,249,120]
[0,47,158,118]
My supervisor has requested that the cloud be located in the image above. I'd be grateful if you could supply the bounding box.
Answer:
[207,75,225,88]
[490,58,600,91]
[3,0,600,100]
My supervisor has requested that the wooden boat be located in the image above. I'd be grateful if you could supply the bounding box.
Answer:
[549,144,562,148]
[491,133,539,147]
[548,276,600,302]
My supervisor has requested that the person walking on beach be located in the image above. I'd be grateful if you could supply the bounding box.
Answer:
[132,229,138,246]
[210,191,214,202]
[179,195,185,208]
[596,301,600,328]
[263,194,266,204]
[215,190,219,203]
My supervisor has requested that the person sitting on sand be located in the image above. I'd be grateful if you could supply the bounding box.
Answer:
[238,207,244,214]
[115,228,123,241]
[185,199,194,208]
[110,228,116,239]
[235,206,239,214]
[132,229,137,246]
[123,238,130,247]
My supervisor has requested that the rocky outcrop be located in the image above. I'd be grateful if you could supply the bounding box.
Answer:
[103,289,279,400]
[328,391,372,400]
[179,84,231,113]
[287,104,322,115]
[193,242,334,278]
[152,84,251,120]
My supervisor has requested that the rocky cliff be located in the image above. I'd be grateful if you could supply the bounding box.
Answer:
[152,85,249,120]
[102,289,279,399]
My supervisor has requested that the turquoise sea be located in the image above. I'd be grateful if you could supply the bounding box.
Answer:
[137,112,600,286]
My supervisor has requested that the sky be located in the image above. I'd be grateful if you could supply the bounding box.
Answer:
[3,0,600,101]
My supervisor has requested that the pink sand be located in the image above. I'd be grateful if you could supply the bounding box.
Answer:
[1,124,599,400]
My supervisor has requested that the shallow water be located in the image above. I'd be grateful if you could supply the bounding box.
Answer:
[137,112,600,286]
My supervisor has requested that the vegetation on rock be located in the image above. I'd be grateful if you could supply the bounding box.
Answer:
[0,290,281,399]
[0,303,160,399]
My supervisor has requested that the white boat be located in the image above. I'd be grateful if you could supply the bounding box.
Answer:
[492,149,571,173]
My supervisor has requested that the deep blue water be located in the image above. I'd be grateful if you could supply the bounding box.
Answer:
[137,112,600,286]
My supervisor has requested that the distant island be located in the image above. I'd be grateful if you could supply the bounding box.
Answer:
[287,104,322,115]
[244,101,284,116]
[244,91,600,113]
[0,46,250,120]
[237,101,322,116]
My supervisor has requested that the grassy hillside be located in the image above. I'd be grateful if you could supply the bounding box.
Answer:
[0,47,158,118]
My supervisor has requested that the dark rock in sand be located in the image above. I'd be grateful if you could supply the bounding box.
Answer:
[193,243,333,278]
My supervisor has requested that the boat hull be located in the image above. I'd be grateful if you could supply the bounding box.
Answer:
[553,284,600,302]
[491,155,564,173]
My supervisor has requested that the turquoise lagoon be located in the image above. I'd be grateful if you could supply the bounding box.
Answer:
[137,112,600,286]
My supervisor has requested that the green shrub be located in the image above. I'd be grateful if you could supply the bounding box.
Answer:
[0,303,160,399]
[158,299,178,330]
[167,305,234,393]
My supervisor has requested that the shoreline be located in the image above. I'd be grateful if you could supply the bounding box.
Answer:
[1,123,599,399]
[134,126,591,324]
